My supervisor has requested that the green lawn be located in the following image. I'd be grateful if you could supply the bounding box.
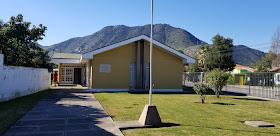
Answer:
[0,89,51,135]
[95,93,280,136]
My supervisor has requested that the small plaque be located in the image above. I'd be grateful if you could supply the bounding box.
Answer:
[99,64,111,73]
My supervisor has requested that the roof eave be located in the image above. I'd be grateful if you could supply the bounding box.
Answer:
[49,58,81,64]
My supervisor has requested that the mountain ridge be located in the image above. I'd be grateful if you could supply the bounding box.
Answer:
[45,24,265,66]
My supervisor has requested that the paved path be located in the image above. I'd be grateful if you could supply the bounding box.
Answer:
[4,87,124,136]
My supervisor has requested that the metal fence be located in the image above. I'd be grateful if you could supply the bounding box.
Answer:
[183,72,280,100]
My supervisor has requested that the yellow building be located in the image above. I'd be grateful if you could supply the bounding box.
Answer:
[50,35,195,92]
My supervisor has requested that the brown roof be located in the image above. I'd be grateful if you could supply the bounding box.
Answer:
[235,64,255,72]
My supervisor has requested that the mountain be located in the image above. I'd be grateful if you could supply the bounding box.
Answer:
[45,24,266,66]
[232,45,266,66]
[45,24,206,54]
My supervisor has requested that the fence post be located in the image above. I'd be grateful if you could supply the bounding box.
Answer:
[201,72,203,83]
[248,74,251,95]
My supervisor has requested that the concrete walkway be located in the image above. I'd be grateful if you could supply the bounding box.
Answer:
[4,86,124,136]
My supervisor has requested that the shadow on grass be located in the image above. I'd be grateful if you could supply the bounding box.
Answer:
[180,124,280,135]
[120,122,180,130]
[129,86,247,97]
[212,102,236,105]
[221,91,247,96]
[234,97,269,101]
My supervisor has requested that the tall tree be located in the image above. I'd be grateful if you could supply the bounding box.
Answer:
[270,27,280,67]
[0,14,52,71]
[198,34,235,72]
[197,45,211,71]
[251,51,276,72]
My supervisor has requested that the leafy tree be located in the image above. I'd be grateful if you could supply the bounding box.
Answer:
[197,45,211,71]
[0,14,52,71]
[206,70,230,98]
[193,83,208,103]
[186,63,201,72]
[251,51,276,72]
[198,34,235,72]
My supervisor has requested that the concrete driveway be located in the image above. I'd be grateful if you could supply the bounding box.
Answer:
[4,86,123,136]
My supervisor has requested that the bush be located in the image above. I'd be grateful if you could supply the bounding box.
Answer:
[193,83,208,103]
[206,70,230,98]
[227,74,235,85]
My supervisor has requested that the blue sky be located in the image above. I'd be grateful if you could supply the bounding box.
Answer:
[1,0,279,52]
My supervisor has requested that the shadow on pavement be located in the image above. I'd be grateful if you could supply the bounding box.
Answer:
[120,122,180,130]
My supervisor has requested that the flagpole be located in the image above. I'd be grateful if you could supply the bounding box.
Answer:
[138,0,162,126]
[149,0,153,106]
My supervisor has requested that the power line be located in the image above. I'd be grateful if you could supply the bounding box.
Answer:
[194,39,280,54]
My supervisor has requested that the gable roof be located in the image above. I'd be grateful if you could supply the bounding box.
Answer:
[82,35,195,63]
[51,53,82,59]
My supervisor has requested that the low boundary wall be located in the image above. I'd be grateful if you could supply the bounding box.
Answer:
[0,54,50,102]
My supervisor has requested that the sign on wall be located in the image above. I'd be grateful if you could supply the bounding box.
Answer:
[99,64,111,73]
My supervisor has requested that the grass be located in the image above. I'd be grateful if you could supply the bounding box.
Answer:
[0,89,51,135]
[95,92,280,136]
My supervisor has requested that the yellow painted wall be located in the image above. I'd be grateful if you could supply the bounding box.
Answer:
[91,43,183,89]
[91,43,136,88]
[146,45,183,89]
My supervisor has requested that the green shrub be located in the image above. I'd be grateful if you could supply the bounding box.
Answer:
[227,74,235,85]
[206,70,230,98]
[193,83,208,103]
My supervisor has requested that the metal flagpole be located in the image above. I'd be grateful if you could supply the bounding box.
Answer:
[149,0,153,105]
[139,0,162,126]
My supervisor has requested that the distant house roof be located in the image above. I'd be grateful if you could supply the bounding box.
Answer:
[235,64,250,68]
[83,35,195,63]
[271,67,280,72]
[51,53,82,59]
[235,64,255,72]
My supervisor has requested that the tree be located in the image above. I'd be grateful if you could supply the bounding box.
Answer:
[270,27,280,67]
[206,70,230,98]
[251,51,276,72]
[197,45,211,71]
[186,63,201,72]
[193,83,208,103]
[0,14,52,71]
[198,34,236,72]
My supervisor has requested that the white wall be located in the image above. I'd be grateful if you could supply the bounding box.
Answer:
[0,56,51,102]
[0,54,3,66]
